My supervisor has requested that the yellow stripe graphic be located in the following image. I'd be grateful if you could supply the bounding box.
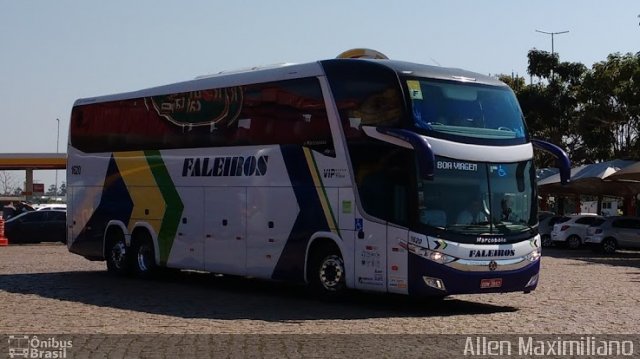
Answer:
[113,151,166,235]
[303,148,338,234]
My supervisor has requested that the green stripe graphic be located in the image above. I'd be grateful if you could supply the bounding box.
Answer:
[145,150,184,265]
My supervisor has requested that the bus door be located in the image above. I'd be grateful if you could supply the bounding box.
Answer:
[339,188,387,292]
[387,226,410,294]
[353,218,388,291]
[204,187,247,276]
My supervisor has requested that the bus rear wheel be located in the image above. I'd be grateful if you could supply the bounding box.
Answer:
[105,230,131,276]
[309,248,346,298]
[132,234,157,278]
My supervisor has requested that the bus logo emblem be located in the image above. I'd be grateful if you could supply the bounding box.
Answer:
[488,260,498,271]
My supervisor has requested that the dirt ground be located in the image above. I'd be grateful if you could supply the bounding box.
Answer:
[0,243,638,357]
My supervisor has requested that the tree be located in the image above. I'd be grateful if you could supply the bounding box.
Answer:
[510,50,587,165]
[46,184,57,196]
[0,171,18,195]
[578,52,640,159]
[498,74,526,92]
[501,50,640,166]
[57,182,66,196]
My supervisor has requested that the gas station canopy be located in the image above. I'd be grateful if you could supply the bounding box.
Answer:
[0,153,66,170]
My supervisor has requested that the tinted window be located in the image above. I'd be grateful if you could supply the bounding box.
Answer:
[323,60,404,140]
[351,143,413,226]
[406,79,526,141]
[630,219,640,229]
[613,219,628,228]
[613,218,640,229]
[47,211,66,221]
[591,218,606,226]
[22,212,47,222]
[71,78,334,156]
[549,216,564,226]
[575,217,597,225]
[417,158,536,235]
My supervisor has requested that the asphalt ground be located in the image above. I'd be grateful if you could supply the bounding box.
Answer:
[0,243,639,357]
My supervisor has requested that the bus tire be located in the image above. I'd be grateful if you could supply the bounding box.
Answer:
[131,231,157,279]
[105,228,131,276]
[308,245,346,298]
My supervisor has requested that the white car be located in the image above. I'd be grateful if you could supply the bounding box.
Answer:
[585,216,640,253]
[538,212,564,247]
[550,214,604,249]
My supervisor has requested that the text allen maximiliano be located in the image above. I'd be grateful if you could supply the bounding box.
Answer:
[464,336,634,356]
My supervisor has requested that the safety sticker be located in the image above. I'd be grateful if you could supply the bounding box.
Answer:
[342,200,352,214]
[407,80,423,100]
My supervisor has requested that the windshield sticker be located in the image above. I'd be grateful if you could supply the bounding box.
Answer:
[342,200,352,214]
[407,80,423,100]
[490,165,508,177]
[355,218,363,231]
[436,160,478,172]
[349,117,361,129]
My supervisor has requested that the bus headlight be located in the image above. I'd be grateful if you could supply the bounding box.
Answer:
[525,248,541,262]
[408,244,456,264]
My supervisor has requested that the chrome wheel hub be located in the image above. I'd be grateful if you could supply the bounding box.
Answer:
[319,256,344,291]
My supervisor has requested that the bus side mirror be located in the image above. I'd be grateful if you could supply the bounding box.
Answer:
[531,139,571,185]
[374,128,435,181]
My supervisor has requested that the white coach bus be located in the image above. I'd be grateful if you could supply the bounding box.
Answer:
[67,49,570,297]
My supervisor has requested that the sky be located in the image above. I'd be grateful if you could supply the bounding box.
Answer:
[0,0,638,190]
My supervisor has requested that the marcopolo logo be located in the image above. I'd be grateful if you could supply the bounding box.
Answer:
[182,155,269,177]
[8,335,72,359]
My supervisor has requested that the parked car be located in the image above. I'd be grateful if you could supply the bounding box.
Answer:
[585,216,640,254]
[538,212,564,247]
[4,209,66,244]
[550,214,604,249]
[36,204,67,211]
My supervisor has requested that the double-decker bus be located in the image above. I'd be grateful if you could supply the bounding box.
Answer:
[67,49,569,297]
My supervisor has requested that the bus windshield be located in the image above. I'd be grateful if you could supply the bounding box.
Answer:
[405,78,526,140]
[417,158,536,236]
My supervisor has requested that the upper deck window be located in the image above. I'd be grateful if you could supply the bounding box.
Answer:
[405,78,526,141]
[70,77,333,155]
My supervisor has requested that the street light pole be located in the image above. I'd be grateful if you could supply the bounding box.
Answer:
[55,118,59,198]
[535,29,569,80]
[535,29,569,58]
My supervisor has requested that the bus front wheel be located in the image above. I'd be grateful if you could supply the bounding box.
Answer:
[309,248,346,297]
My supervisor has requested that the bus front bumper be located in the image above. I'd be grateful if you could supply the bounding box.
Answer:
[408,253,541,296]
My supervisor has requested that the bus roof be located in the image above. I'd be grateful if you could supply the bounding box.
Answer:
[73,58,506,107]
[373,59,506,87]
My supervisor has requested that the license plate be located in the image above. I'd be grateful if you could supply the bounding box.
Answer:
[480,278,503,289]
